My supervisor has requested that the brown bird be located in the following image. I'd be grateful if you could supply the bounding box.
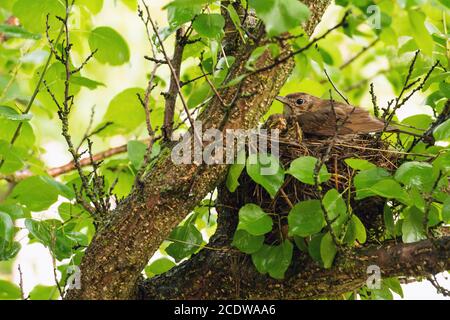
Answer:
[275,92,388,136]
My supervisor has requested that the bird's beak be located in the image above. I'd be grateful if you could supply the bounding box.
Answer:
[275,96,289,104]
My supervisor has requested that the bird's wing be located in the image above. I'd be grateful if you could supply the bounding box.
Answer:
[334,103,386,134]
[296,109,345,136]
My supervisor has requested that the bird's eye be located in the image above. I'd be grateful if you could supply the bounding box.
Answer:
[296,98,304,105]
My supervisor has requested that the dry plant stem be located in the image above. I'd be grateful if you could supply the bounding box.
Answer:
[423,171,443,236]
[136,63,160,181]
[141,3,195,133]
[18,265,25,300]
[162,27,185,141]
[44,0,108,217]
[381,51,440,135]
[340,38,379,70]
[312,73,355,246]
[248,11,350,78]
[199,56,228,108]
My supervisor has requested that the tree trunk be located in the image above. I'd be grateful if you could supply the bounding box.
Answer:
[65,0,333,300]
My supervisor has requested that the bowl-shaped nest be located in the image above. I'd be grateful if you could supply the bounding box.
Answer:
[227,131,401,243]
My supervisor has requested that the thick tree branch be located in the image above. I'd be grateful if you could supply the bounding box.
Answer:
[138,188,450,299]
[138,234,450,299]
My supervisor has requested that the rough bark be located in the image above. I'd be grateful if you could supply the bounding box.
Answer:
[138,197,450,299]
[65,0,332,300]
[138,237,450,299]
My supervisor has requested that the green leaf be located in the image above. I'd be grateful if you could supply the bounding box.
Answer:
[345,158,376,171]
[288,200,325,237]
[0,210,19,261]
[127,140,147,169]
[322,188,347,220]
[308,233,324,262]
[226,4,244,40]
[248,0,310,36]
[166,224,203,262]
[433,150,450,173]
[408,10,434,56]
[237,203,273,236]
[100,88,146,136]
[354,167,391,199]
[320,232,337,269]
[251,241,293,279]
[145,258,176,277]
[9,176,61,211]
[88,27,130,66]
[192,14,225,39]
[0,140,24,174]
[0,24,41,40]
[164,0,214,9]
[121,0,136,11]
[0,204,26,220]
[402,207,427,243]
[77,0,104,14]
[433,119,450,141]
[0,106,32,121]
[226,163,245,193]
[69,76,105,90]
[443,196,450,223]
[368,179,411,204]
[383,205,396,237]
[0,240,21,261]
[384,278,404,298]
[232,229,264,254]
[395,161,436,191]
[0,211,14,243]
[287,156,331,185]
[13,0,65,33]
[25,219,52,246]
[168,5,201,30]
[437,0,450,8]
[343,215,366,245]
[0,280,21,300]
[352,215,367,244]
[246,153,285,198]
[29,285,59,300]
[371,283,394,300]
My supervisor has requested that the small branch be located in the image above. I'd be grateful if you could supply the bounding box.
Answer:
[70,49,98,74]
[161,27,185,141]
[135,63,159,182]
[340,38,379,70]
[180,72,214,87]
[423,171,443,236]
[369,83,380,118]
[428,274,450,297]
[199,53,227,108]
[18,265,25,300]
[324,68,350,104]
[140,2,197,141]
[381,52,439,134]
[144,56,167,64]
[248,11,351,78]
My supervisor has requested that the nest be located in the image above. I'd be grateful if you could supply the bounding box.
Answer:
[228,131,401,243]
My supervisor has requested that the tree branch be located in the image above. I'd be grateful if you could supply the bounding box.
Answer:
[138,234,450,299]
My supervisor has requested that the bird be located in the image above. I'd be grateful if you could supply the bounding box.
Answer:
[274,92,389,137]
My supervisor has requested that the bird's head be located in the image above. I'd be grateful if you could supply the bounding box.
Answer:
[275,92,319,115]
